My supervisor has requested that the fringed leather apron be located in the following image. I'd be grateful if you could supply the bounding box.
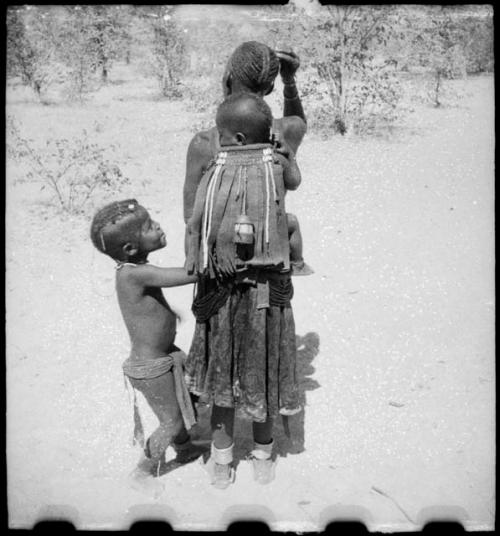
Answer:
[186,143,290,279]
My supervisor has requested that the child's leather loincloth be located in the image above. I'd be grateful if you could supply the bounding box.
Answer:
[123,348,196,446]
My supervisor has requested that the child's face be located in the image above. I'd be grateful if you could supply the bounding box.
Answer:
[136,210,166,254]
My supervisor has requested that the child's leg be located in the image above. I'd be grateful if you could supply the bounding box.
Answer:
[130,372,184,465]
[133,372,205,467]
[287,212,314,276]
[287,212,303,263]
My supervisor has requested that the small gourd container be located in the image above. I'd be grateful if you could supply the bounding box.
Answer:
[234,214,254,244]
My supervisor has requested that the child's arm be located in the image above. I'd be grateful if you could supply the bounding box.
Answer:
[279,116,307,157]
[275,140,301,191]
[126,264,197,288]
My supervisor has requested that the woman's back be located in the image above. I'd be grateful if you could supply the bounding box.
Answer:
[183,116,305,224]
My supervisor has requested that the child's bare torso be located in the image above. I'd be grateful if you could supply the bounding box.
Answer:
[116,268,177,360]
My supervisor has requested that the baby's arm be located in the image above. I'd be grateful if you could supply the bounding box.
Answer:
[126,264,197,288]
[275,141,301,191]
[280,116,307,156]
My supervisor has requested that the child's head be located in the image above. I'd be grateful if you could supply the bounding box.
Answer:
[90,199,166,262]
[216,92,273,146]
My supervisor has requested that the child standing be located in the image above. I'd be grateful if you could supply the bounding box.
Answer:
[90,199,204,494]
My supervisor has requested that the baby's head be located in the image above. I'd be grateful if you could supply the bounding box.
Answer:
[90,199,166,262]
[216,92,273,146]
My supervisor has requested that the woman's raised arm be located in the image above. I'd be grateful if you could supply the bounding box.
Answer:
[276,50,307,125]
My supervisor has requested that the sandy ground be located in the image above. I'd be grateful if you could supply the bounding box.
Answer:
[6,73,495,531]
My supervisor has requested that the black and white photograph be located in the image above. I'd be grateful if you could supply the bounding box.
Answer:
[5,2,495,531]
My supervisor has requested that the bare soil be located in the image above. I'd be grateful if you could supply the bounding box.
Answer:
[6,70,495,531]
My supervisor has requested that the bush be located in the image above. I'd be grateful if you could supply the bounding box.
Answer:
[182,75,220,132]
[135,8,187,99]
[6,6,63,101]
[347,66,403,135]
[7,116,130,214]
[298,63,404,137]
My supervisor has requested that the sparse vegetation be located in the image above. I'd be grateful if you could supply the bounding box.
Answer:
[7,116,129,214]
[5,8,494,527]
[5,4,494,213]
[6,5,493,132]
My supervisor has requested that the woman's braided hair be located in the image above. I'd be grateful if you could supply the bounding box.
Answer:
[228,41,280,94]
[90,199,141,260]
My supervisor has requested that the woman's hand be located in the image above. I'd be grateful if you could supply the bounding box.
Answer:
[277,49,307,126]
[276,49,300,83]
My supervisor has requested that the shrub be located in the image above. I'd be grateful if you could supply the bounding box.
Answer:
[182,75,220,132]
[135,7,187,99]
[347,64,403,135]
[7,116,130,214]
[6,6,63,101]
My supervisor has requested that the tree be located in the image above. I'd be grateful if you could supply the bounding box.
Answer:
[6,7,30,80]
[136,6,187,98]
[84,5,131,82]
[280,4,403,134]
[6,6,61,99]
[180,13,266,115]
[55,7,96,100]
[398,5,485,107]
[460,6,494,74]
[46,5,130,100]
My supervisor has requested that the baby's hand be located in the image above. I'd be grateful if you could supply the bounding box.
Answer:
[276,49,300,83]
[274,138,294,160]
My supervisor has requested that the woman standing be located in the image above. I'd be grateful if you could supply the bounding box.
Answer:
[182,41,308,489]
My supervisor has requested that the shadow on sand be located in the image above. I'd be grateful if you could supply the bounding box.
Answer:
[186,331,321,471]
